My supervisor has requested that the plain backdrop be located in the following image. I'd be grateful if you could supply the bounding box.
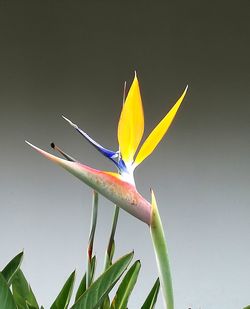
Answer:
[0,1,250,308]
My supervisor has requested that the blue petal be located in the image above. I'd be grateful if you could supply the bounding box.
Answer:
[117,158,128,173]
[62,115,118,160]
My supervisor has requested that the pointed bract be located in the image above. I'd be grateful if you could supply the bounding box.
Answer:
[26,141,151,224]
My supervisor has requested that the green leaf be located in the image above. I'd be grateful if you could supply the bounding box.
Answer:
[89,255,96,286]
[101,297,110,309]
[26,303,39,309]
[243,306,250,309]
[71,252,134,309]
[104,251,112,271]
[75,256,96,302]
[12,270,39,309]
[0,272,17,309]
[50,270,76,309]
[11,291,25,309]
[110,260,141,309]
[75,273,86,302]
[141,278,160,309]
[2,251,24,286]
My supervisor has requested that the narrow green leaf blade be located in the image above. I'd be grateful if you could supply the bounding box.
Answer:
[71,252,134,309]
[11,291,26,309]
[2,251,24,285]
[75,273,86,302]
[101,297,110,309]
[0,272,17,309]
[141,278,160,309]
[50,270,76,309]
[110,260,141,309]
[26,303,39,309]
[12,270,39,309]
[243,306,250,309]
[90,256,96,285]
[75,256,96,302]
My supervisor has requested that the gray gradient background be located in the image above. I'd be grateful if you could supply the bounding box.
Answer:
[0,1,250,308]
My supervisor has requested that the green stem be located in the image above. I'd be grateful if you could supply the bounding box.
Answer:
[86,190,98,288]
[150,191,174,309]
[104,205,120,270]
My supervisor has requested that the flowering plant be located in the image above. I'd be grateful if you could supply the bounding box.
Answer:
[4,74,247,309]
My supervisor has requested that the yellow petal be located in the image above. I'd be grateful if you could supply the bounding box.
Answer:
[118,73,144,163]
[134,86,188,167]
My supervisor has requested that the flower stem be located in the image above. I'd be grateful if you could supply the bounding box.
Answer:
[150,190,174,309]
[86,190,98,288]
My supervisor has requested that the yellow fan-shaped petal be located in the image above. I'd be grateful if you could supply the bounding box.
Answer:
[134,86,188,167]
[118,73,144,163]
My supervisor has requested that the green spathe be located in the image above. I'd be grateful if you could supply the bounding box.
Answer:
[150,191,174,309]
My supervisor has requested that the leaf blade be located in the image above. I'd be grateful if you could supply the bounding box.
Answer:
[0,272,17,309]
[12,270,39,309]
[110,260,141,309]
[141,278,160,309]
[50,270,76,309]
[2,251,24,286]
[71,252,133,309]
[75,273,86,302]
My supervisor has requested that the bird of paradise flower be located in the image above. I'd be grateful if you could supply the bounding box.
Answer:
[26,73,188,309]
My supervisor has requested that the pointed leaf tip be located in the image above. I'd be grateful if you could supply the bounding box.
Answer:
[50,270,76,309]
[110,260,141,309]
[2,251,24,286]
[12,270,39,308]
[141,278,160,309]
[72,252,134,309]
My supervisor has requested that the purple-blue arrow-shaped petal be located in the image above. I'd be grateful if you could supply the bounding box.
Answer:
[62,115,119,165]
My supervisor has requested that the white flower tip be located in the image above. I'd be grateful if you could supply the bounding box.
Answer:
[25,140,42,153]
[62,114,71,123]
[62,115,78,129]
[25,140,34,148]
